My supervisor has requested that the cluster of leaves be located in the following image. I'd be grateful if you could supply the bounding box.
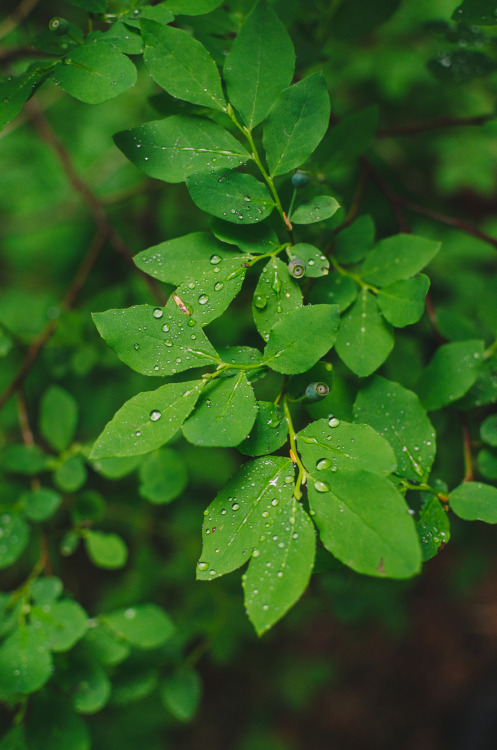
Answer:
[2,0,497,747]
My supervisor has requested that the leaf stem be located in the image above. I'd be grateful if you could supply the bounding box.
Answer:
[329,255,378,293]
[282,396,307,500]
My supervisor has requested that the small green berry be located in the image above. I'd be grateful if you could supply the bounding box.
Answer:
[49,17,70,34]
[305,382,330,401]
[291,170,309,188]
[288,258,306,279]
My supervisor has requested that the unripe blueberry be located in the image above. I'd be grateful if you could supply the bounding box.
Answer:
[288,258,306,279]
[49,17,70,34]
[291,170,309,188]
[305,382,330,401]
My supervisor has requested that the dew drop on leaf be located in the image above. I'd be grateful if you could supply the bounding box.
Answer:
[162,323,169,332]
[197,562,209,571]
[152,308,163,319]
[254,295,267,310]
[149,410,162,421]
[316,458,332,471]
[198,294,209,305]
[328,417,340,428]
[314,480,330,493]
[210,255,221,265]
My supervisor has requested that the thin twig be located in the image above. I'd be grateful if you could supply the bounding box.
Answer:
[378,113,495,138]
[362,158,411,233]
[461,418,474,483]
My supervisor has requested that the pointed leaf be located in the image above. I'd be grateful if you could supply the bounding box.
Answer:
[335,289,394,376]
[377,274,430,327]
[417,497,450,561]
[114,116,250,183]
[91,380,205,458]
[85,531,128,569]
[450,481,497,523]
[103,604,175,648]
[291,196,340,224]
[263,304,340,374]
[196,456,294,579]
[224,0,295,129]
[238,401,288,456]
[244,498,315,634]
[40,385,78,452]
[360,234,440,287]
[186,168,274,224]
[142,20,226,111]
[138,447,187,504]
[0,65,47,131]
[308,469,422,578]
[53,43,137,104]
[253,257,303,341]
[417,339,484,410]
[30,601,88,652]
[211,218,279,254]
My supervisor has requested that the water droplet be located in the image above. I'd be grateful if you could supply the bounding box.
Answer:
[210,254,221,265]
[271,498,279,506]
[232,503,240,511]
[134,343,139,350]
[164,339,173,347]
[254,295,267,309]
[328,417,340,428]
[198,561,209,571]
[150,410,162,421]
[214,282,224,291]
[314,480,330,493]
[198,294,209,305]
[317,458,332,471]
[162,323,169,333]
[252,549,260,557]
[152,307,163,319]
[284,476,293,484]
[244,195,250,201]
[187,318,196,327]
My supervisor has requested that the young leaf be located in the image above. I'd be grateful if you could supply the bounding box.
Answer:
[287,244,329,278]
[211,218,279,254]
[186,168,274,224]
[0,65,48,131]
[40,385,78,453]
[478,449,497,480]
[298,418,397,477]
[224,0,295,129]
[114,116,250,183]
[85,531,128,569]
[182,372,257,447]
[92,304,219,376]
[263,74,330,177]
[0,513,29,570]
[102,604,175,648]
[360,234,440,287]
[160,667,202,722]
[335,289,394,377]
[308,469,422,578]
[141,20,226,111]
[53,43,137,104]
[428,51,497,83]
[450,481,497,523]
[30,601,88,652]
[238,401,288,457]
[291,196,340,225]
[25,695,90,750]
[263,304,340,374]
[68,659,111,715]
[481,415,497,447]
[417,339,484,410]
[0,627,53,694]
[244,497,316,635]
[417,497,450,561]
[54,455,87,493]
[196,456,294,579]
[354,376,436,481]
[138,447,188,504]
[253,257,303,341]
[22,488,62,522]
[377,274,430,327]
[90,380,205,458]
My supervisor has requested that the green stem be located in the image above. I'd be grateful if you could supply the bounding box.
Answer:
[282,396,307,500]
[330,255,378,293]
[287,188,298,222]
[483,336,497,360]
[246,242,291,268]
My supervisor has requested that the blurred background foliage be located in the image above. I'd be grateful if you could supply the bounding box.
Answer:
[2,0,497,748]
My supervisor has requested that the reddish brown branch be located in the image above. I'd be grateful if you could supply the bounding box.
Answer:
[461,418,475,482]
[378,113,495,138]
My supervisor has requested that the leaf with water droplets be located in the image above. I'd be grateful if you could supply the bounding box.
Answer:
[452,0,497,25]
[292,195,340,225]
[90,380,205,458]
[244,497,315,635]
[114,116,250,183]
[53,43,137,104]
[263,73,330,177]
[288,243,329,278]
[182,372,257,447]
[450,481,497,523]
[309,272,358,313]
[92,303,219,376]
[354,375,436,482]
[377,274,430,328]
[186,168,274,224]
[308,468,422,578]
[162,0,223,15]
[417,497,450,561]
[253,257,303,342]
[298,418,396,477]
[0,64,48,131]
[0,626,53,694]
[0,512,30,570]
[335,289,394,377]
[141,21,226,111]
[30,600,88,652]
[428,50,497,83]
[224,0,295,129]
[196,456,294,580]
[102,604,175,649]
[360,234,440,287]
[263,304,340,374]
[211,219,279,254]
[238,401,288,457]
[417,339,484,411]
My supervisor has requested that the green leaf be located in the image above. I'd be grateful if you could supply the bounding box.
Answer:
[91,22,143,55]
[478,448,497,480]
[0,726,27,750]
[253,257,303,342]
[162,0,223,14]
[85,531,128,569]
[22,488,62,521]
[417,497,450,561]
[114,116,250,183]
[263,304,340,374]
[224,0,295,129]
[91,380,204,458]
[69,659,111,714]
[452,0,497,24]
[238,401,288,457]
[291,196,340,225]
[0,513,29,570]
[182,372,257,446]
[354,376,436,481]
[360,234,440,287]
[90,455,142,479]
[30,601,88,652]
[53,43,137,104]
[160,667,202,721]
[1,444,49,474]
[417,340,484,410]
[331,0,401,38]
[92,304,219,376]
[0,627,52,694]
[164,269,246,327]
[110,666,158,706]
[335,289,394,377]
[244,497,315,634]
[54,455,87,493]
[428,50,497,83]
[196,456,294,579]
[287,244,329,278]
[377,274,430,328]
[298,418,397,477]
[31,577,63,604]
[40,385,78,452]
[25,695,90,750]
[309,273,358,313]
[186,168,274,224]
[138,447,187,504]
[141,20,226,111]
[316,106,379,168]
[0,66,47,131]
[103,604,175,648]
[83,623,130,666]
[263,74,330,177]
[211,219,279,254]
[481,414,497,447]
[334,215,375,264]
[450,481,497,523]
[308,469,422,578]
